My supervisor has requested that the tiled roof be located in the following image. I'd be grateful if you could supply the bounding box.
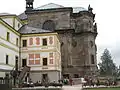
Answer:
[18,12,27,20]
[18,25,52,34]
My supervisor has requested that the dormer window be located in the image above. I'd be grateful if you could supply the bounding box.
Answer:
[42,20,55,31]
[18,23,20,28]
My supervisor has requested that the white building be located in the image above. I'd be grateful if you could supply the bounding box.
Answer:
[0,13,22,77]
[0,13,61,82]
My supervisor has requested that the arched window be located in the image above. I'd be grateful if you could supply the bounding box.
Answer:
[42,20,55,31]
[91,54,95,64]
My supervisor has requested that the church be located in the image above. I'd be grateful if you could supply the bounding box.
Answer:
[0,0,97,82]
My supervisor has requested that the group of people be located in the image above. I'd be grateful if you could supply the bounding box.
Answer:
[82,77,118,87]
[62,78,73,85]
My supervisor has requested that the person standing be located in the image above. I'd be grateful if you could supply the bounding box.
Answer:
[69,78,73,86]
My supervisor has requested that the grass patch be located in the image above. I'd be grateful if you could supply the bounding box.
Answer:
[84,87,120,90]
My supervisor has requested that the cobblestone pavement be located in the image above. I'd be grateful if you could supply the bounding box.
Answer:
[62,84,82,90]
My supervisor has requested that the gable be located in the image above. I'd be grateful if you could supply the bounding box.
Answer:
[0,15,23,31]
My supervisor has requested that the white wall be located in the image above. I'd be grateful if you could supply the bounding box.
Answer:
[0,44,19,65]
[21,35,55,47]
[21,52,57,71]
[0,22,20,67]
[2,17,23,31]
[21,34,61,72]
[0,72,5,77]
[0,23,20,47]
[2,18,13,27]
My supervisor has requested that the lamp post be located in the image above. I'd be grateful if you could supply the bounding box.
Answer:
[13,56,18,87]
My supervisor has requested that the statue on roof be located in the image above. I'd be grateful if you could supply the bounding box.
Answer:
[88,4,93,13]
[94,23,97,32]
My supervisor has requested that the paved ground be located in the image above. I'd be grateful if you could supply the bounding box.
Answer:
[62,84,82,90]
[13,84,83,90]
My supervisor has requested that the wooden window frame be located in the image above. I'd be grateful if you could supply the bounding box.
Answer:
[29,54,40,65]
[22,40,27,47]
[42,38,47,46]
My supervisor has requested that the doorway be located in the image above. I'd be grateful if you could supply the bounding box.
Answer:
[42,74,48,82]
[22,59,27,67]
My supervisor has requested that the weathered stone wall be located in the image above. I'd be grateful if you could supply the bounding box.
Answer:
[75,15,94,33]
[27,11,71,30]
[57,31,73,69]
[26,9,97,77]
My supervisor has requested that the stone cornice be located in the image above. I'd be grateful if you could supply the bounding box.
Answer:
[71,11,95,20]
[25,7,73,14]
[73,31,98,37]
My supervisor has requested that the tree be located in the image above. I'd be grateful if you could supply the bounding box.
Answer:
[98,49,118,76]
[117,65,120,76]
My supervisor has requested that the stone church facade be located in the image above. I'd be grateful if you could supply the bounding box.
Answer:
[19,0,98,78]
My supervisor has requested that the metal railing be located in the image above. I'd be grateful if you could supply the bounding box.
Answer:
[0,77,12,90]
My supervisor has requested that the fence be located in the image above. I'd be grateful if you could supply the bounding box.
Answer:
[0,77,12,90]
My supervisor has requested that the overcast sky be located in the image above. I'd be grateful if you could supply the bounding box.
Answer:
[0,0,120,66]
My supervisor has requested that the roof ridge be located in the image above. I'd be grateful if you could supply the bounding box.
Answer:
[35,3,64,10]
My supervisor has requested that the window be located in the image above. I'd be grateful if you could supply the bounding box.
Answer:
[29,54,34,65]
[7,32,10,41]
[42,38,47,46]
[23,40,27,47]
[91,54,95,64]
[29,54,40,65]
[18,23,20,28]
[49,53,53,64]
[16,38,18,46]
[43,58,47,66]
[15,56,18,70]
[35,54,40,64]
[42,20,55,31]
[6,55,8,64]
[22,59,27,67]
